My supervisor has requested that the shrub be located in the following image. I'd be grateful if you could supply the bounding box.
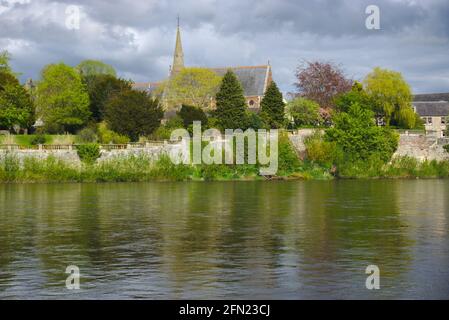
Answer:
[444,144,449,153]
[305,132,342,168]
[77,143,100,164]
[77,127,98,143]
[178,104,208,128]
[98,121,129,144]
[30,134,47,145]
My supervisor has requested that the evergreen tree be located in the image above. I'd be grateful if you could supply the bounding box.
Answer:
[260,81,285,128]
[214,70,247,130]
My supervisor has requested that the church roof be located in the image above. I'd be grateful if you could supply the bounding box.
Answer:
[413,101,449,117]
[210,65,270,97]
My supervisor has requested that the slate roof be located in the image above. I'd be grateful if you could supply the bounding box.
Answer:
[413,101,449,117]
[210,65,269,97]
[413,93,449,102]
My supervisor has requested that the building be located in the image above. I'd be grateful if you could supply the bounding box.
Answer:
[132,22,273,113]
[413,93,449,137]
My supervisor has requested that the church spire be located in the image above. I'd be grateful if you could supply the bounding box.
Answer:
[171,16,184,76]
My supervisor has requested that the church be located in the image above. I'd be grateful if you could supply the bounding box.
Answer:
[132,23,273,112]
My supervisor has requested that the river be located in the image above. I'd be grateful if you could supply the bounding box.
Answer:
[0,180,448,299]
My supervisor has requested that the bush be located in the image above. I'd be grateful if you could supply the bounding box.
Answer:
[178,104,208,128]
[444,145,449,153]
[77,143,100,164]
[305,132,342,168]
[30,134,47,145]
[286,97,321,127]
[77,127,98,143]
[98,121,129,144]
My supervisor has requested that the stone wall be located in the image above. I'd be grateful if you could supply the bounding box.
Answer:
[393,134,449,161]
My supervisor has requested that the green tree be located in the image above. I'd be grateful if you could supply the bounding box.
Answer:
[335,81,373,113]
[325,103,399,163]
[0,51,13,75]
[260,81,285,128]
[214,70,248,130]
[178,104,208,128]
[0,82,34,131]
[83,74,131,121]
[286,97,321,127]
[35,63,91,133]
[363,67,415,128]
[76,60,117,77]
[105,89,163,141]
[165,67,222,110]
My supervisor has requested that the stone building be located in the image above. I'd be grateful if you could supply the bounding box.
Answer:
[413,93,449,137]
[132,23,273,113]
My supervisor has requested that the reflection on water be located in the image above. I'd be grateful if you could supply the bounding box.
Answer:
[0,180,448,299]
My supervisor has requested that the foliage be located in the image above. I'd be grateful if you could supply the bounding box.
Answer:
[295,61,352,109]
[214,70,248,130]
[83,74,131,121]
[286,97,321,127]
[165,67,222,110]
[105,89,163,141]
[305,132,342,168]
[35,63,91,133]
[97,121,130,144]
[150,116,184,140]
[30,134,47,145]
[76,60,117,77]
[0,51,14,75]
[260,81,285,129]
[178,104,208,128]
[246,112,266,130]
[444,145,449,153]
[325,103,399,163]
[0,71,20,89]
[363,67,415,128]
[77,127,98,143]
[76,143,100,164]
[335,81,373,113]
[0,81,34,130]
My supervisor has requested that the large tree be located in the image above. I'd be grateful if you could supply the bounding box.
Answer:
[325,103,399,163]
[165,67,222,110]
[363,67,415,128]
[83,74,131,121]
[260,81,285,128]
[295,61,353,110]
[0,76,34,131]
[214,70,248,130]
[36,63,91,133]
[104,89,163,141]
[76,60,117,77]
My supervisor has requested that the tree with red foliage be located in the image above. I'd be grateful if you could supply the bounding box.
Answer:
[295,61,353,110]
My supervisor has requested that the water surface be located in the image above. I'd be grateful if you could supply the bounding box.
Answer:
[0,180,448,299]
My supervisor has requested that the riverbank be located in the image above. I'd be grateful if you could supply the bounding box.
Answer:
[1,152,448,183]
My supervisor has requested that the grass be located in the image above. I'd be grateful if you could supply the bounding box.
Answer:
[0,134,76,146]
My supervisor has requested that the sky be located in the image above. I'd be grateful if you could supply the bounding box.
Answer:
[1,0,448,94]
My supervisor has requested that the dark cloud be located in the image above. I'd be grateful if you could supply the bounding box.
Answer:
[1,0,448,94]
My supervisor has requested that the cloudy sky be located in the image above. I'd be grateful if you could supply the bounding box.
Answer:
[1,0,448,94]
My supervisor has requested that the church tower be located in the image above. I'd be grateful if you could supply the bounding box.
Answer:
[171,17,184,77]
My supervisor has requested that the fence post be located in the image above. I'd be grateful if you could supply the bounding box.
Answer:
[38,144,43,151]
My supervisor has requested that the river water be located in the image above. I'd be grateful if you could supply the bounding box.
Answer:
[0,180,448,299]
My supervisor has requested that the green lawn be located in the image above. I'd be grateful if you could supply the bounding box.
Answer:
[0,135,77,146]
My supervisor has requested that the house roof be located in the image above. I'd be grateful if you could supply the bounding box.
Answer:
[413,93,449,102]
[413,101,449,117]
[209,65,270,97]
